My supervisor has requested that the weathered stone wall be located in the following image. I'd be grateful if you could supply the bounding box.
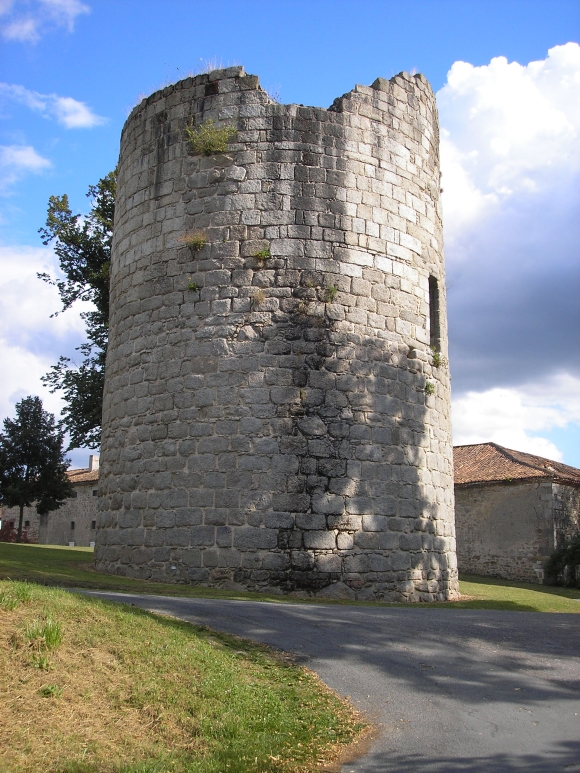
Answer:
[455,481,556,583]
[95,66,458,601]
[553,483,580,548]
[1,481,99,547]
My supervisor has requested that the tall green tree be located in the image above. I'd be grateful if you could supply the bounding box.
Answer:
[38,169,116,449]
[0,396,73,542]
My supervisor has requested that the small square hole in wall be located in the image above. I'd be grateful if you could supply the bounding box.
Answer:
[71,491,78,498]
[93,490,98,497]
[70,521,75,530]
[91,520,96,530]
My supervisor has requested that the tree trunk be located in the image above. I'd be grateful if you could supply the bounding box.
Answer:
[16,502,24,543]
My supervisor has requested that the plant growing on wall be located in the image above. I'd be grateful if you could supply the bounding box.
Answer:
[431,346,448,368]
[253,247,271,267]
[178,231,207,252]
[185,118,236,156]
[324,285,338,303]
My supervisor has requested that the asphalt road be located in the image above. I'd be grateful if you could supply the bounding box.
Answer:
[82,591,580,772]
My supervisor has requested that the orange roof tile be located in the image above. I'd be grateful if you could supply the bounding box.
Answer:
[67,468,99,484]
[453,443,580,487]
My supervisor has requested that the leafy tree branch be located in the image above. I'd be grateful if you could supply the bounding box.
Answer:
[38,169,116,449]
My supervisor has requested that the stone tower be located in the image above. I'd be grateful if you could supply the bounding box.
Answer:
[95,66,458,602]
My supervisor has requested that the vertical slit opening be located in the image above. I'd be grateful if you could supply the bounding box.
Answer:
[429,275,441,352]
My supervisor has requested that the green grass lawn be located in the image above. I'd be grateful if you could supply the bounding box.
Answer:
[0,542,579,612]
[1,580,365,772]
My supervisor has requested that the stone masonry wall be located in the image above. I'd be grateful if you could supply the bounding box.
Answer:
[95,66,458,602]
[455,481,554,583]
[2,481,99,547]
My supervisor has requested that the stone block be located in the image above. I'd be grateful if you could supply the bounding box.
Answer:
[311,494,344,515]
[303,530,337,550]
[233,527,278,551]
[190,525,215,546]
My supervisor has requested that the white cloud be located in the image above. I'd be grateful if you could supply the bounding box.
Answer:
[0,245,97,460]
[439,44,580,393]
[0,337,65,428]
[0,245,87,345]
[0,0,89,42]
[0,82,105,128]
[439,44,580,464]
[452,373,580,462]
[0,143,51,191]
[0,244,88,416]
[440,42,580,247]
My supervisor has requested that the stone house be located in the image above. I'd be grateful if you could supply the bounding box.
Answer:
[0,456,100,547]
[453,443,580,583]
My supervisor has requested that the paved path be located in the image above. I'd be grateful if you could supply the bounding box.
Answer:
[82,592,580,772]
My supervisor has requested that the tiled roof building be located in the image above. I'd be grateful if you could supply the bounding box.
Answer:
[453,444,580,583]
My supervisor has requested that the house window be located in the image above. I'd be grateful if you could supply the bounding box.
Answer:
[24,520,30,528]
[428,275,441,351]
[71,491,78,498]
[92,489,98,497]
[70,521,75,530]
[91,520,96,530]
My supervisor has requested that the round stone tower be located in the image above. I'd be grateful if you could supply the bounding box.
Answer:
[95,66,458,602]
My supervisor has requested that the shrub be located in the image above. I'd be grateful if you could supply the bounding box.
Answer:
[0,522,34,543]
[185,118,236,156]
[424,381,435,396]
[544,533,580,588]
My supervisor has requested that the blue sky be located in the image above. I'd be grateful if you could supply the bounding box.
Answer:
[0,0,579,468]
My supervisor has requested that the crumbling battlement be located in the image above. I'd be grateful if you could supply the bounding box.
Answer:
[95,66,458,602]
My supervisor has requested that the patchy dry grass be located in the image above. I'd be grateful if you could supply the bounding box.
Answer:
[0,580,367,773]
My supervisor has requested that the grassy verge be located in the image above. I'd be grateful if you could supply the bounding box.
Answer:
[0,543,578,612]
[0,580,366,773]
[456,573,580,613]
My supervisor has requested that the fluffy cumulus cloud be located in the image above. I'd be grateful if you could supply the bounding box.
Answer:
[438,43,580,462]
[0,143,51,192]
[0,0,89,43]
[0,82,105,128]
[452,373,580,461]
[0,245,89,426]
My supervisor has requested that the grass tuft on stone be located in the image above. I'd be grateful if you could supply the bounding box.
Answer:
[0,580,367,772]
[185,118,236,156]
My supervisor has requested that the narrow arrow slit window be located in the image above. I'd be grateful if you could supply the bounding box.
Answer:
[429,275,441,352]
